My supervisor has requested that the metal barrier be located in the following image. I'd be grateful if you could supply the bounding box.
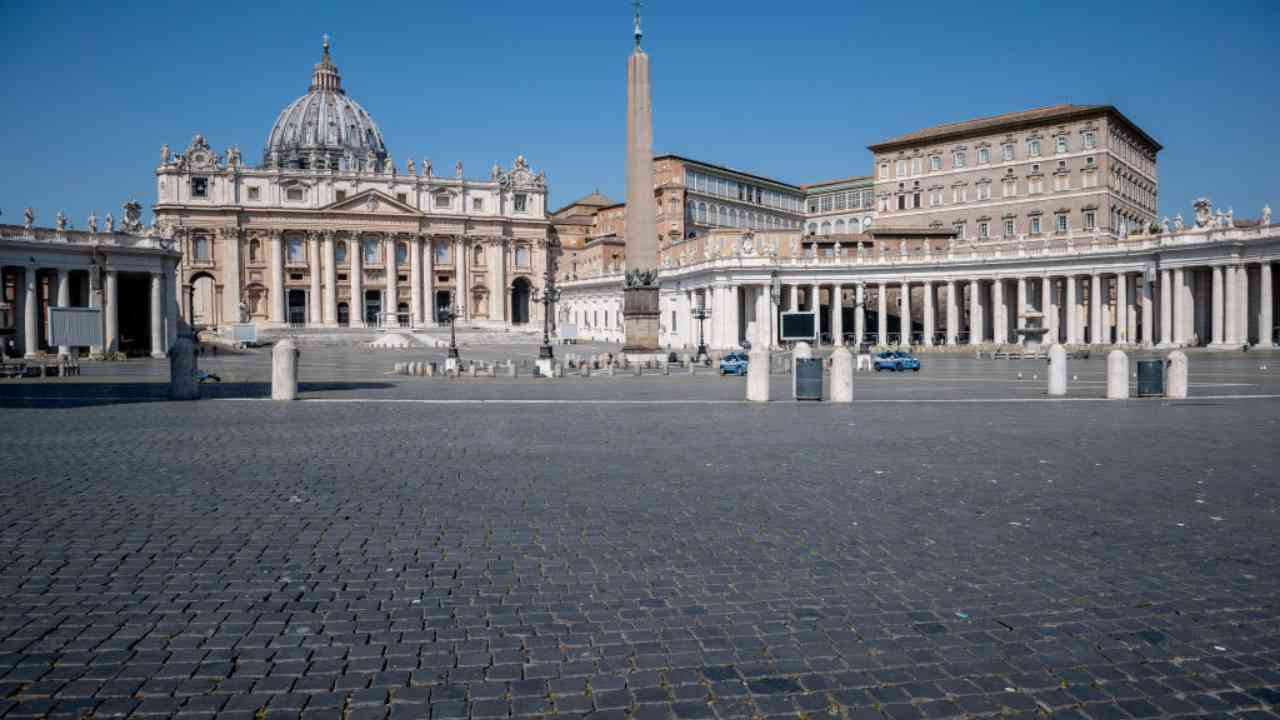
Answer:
[1136,359,1164,397]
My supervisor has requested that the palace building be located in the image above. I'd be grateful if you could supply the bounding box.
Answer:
[154,38,552,333]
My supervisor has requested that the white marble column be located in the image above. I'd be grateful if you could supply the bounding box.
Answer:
[1087,273,1101,345]
[1238,263,1251,345]
[21,268,39,358]
[810,283,821,343]
[270,231,285,324]
[1211,265,1226,346]
[922,281,934,346]
[1041,276,1055,344]
[945,280,958,345]
[1066,276,1078,344]
[992,279,1006,344]
[104,269,119,354]
[878,282,888,345]
[491,241,506,324]
[455,236,467,323]
[897,281,908,345]
[832,283,844,344]
[384,235,398,327]
[1261,263,1274,346]
[223,228,241,329]
[768,286,779,349]
[323,232,337,326]
[423,236,436,325]
[728,284,741,347]
[968,279,981,344]
[409,234,422,326]
[789,284,799,312]
[55,269,71,357]
[350,234,364,328]
[308,232,322,326]
[1171,268,1186,345]
[854,283,866,345]
[149,272,164,358]
[1115,273,1128,344]
[1140,276,1154,347]
[88,268,103,355]
[1015,277,1027,346]
[1159,268,1173,346]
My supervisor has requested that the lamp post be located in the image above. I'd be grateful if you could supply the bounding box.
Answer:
[769,273,781,349]
[692,300,712,361]
[533,270,561,360]
[439,301,460,359]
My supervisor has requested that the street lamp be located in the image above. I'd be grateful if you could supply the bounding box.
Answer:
[532,270,561,360]
[439,302,460,359]
[769,273,782,349]
[692,300,712,361]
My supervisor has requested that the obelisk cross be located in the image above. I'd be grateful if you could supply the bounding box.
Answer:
[632,0,643,47]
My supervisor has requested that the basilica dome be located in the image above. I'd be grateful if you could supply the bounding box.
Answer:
[262,37,389,171]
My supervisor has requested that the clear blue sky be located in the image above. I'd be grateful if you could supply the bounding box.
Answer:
[2,0,1276,228]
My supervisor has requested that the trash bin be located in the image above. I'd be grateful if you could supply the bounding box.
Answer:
[1136,359,1164,397]
[794,358,824,401]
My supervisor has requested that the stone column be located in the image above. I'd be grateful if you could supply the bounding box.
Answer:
[1261,262,1274,346]
[149,272,164,358]
[384,235,398,327]
[1211,265,1226,346]
[854,283,866,345]
[832,283,844,344]
[1141,276,1154,347]
[410,234,422,326]
[1041,276,1055,344]
[21,268,39,358]
[1016,276,1027,346]
[789,284,799,312]
[1238,263,1250,345]
[1171,268,1185,345]
[270,231,285,324]
[899,280,910,345]
[945,280,958,345]
[1115,273,1128,344]
[491,241,506,324]
[350,234,364,328]
[54,268,71,357]
[223,228,241,329]
[455,236,467,322]
[1161,268,1176,346]
[877,282,888,345]
[810,283,821,342]
[1066,276,1078,344]
[968,279,981,344]
[728,284,741,348]
[88,267,102,355]
[992,278,1006,344]
[307,232,322,326]
[423,236,436,325]
[322,231,337,326]
[104,269,119,354]
[922,281,934,346]
[1089,273,1102,345]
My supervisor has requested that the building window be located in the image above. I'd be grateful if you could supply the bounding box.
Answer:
[335,241,347,263]
[895,159,906,177]
[363,239,379,265]
[1004,219,1015,237]
[1003,179,1016,197]
[1083,210,1096,230]
[247,186,260,201]
[249,239,261,263]
[286,188,303,202]
[878,163,888,179]
[930,155,941,171]
[1056,214,1068,233]
[435,242,449,265]
[472,197,484,211]
[396,193,407,204]
[1002,144,1014,161]
[193,235,210,261]
[514,194,528,212]
[336,190,347,202]
[1054,174,1070,192]
[1027,139,1041,157]
[978,221,989,240]
[897,195,906,210]
[1056,136,1068,154]
[515,245,529,267]
[396,242,408,265]
[1029,177,1043,194]
[191,177,208,198]
[911,157,922,175]
[952,222,965,239]
[976,183,991,200]
[1083,130,1096,149]
[434,193,450,209]
[287,237,305,264]
[1030,216,1042,234]
[808,200,819,213]
[978,147,990,165]
[953,151,966,168]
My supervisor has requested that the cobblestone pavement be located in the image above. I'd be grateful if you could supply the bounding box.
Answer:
[2,360,1280,719]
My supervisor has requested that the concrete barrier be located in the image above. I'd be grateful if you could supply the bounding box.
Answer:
[746,348,770,402]
[1167,350,1188,399]
[272,338,298,401]
[169,336,199,401]
[1106,350,1129,399]
[830,346,853,403]
[856,353,873,372]
[1048,343,1067,397]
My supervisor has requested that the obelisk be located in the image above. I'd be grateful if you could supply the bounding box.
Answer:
[621,0,661,355]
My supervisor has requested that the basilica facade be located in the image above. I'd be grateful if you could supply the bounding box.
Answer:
[154,39,551,332]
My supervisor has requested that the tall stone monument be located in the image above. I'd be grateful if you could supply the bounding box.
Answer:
[621,1,661,356]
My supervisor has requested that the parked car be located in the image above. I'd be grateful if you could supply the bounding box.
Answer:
[874,351,921,372]
[719,351,749,376]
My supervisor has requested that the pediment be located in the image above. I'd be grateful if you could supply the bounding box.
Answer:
[323,189,421,215]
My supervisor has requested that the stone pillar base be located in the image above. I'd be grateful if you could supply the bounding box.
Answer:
[621,286,661,353]
[150,351,168,359]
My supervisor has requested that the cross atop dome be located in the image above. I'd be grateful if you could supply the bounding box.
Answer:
[322,33,330,61]
[310,33,342,92]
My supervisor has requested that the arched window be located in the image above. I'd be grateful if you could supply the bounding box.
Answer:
[719,206,728,226]
[363,238,379,264]
[473,245,485,265]
[335,241,348,263]
[821,221,832,235]
[697,202,707,223]
[249,239,261,263]
[395,242,408,265]
[834,219,846,234]
[515,245,529,267]
[434,241,449,265]
[193,235,210,261]
[807,223,818,235]
[287,237,305,263]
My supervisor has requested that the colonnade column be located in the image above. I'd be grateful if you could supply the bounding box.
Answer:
[1261,263,1274,346]
[1016,277,1027,346]
[149,272,164,358]
[87,267,103,355]
[21,268,38,358]
[832,283,843,344]
[224,228,241,329]
[968,279,980,344]
[308,231,322,326]
[322,231,337,327]
[898,281,910,345]
[877,282,888,345]
[409,235,422,326]
[789,284,799,313]
[992,279,1006,345]
[945,280,958,345]
[1183,268,1196,344]
[384,236,398,327]
[1115,272,1128,344]
[1140,275,1154,347]
[1066,276,1078,344]
[729,284,741,348]
[854,283,865,346]
[1171,268,1186,345]
[1041,276,1054,344]
[104,269,119,354]
[1238,263,1250,345]
[1159,268,1173,346]
[423,237,436,325]
[54,269,71,357]
[455,236,467,322]
[270,231,285,325]
[1088,273,1101,345]
[350,235,364,328]
[810,283,820,343]
[1211,266,1225,346]
[921,281,934,346]
[493,241,507,324]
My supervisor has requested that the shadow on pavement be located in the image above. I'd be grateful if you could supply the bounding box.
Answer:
[0,381,394,408]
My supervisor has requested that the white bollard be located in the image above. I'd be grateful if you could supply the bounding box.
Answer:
[1166,350,1188,399]
[793,341,813,360]
[746,348,770,402]
[272,338,298,401]
[1106,350,1129,399]
[1047,343,1068,397]
[830,346,854,403]
[169,336,199,401]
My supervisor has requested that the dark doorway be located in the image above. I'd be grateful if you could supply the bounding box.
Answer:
[364,290,381,325]
[434,290,451,322]
[511,278,530,324]
[287,289,307,326]
[118,274,152,357]
[337,302,349,327]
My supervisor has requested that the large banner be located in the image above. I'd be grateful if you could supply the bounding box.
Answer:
[780,312,816,341]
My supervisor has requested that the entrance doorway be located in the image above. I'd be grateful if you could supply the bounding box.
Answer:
[287,289,307,326]
[511,278,531,324]
[337,302,349,327]
[434,290,451,322]
[118,273,152,357]
[364,290,381,326]
[191,273,216,327]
